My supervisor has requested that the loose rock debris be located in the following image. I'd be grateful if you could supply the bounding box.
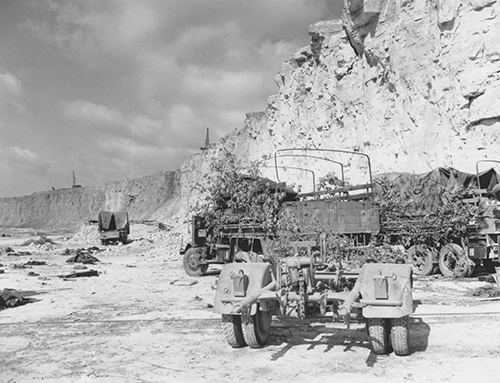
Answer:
[21,235,56,247]
[66,253,100,264]
[24,260,47,266]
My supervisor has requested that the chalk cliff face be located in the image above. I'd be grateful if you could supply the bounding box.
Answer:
[0,171,180,229]
[199,0,500,188]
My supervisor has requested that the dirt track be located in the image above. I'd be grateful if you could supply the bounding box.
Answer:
[1,225,500,382]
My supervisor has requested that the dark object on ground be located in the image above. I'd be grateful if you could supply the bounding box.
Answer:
[0,288,36,309]
[58,269,99,278]
[27,271,39,277]
[66,253,100,264]
[73,265,87,270]
[12,263,31,269]
[7,250,32,256]
[98,211,129,245]
[21,234,56,246]
[2,247,14,253]
[61,247,102,256]
[24,260,47,266]
[0,263,3,267]
[0,269,4,274]
[469,285,500,298]
[478,274,496,283]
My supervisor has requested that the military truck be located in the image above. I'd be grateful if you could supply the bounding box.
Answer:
[98,211,129,245]
[462,160,500,274]
[212,149,413,355]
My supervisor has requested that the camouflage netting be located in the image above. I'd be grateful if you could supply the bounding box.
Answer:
[374,167,499,216]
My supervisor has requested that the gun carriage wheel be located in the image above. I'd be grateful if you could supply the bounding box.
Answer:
[241,305,272,348]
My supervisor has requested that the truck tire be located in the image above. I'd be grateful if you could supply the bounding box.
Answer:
[439,244,470,278]
[241,307,272,348]
[221,314,246,348]
[182,248,208,277]
[366,318,392,354]
[390,316,410,356]
[407,245,435,276]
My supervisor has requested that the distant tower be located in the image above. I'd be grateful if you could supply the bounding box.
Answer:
[72,171,82,189]
[200,127,210,151]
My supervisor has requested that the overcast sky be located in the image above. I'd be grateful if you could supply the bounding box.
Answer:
[0,0,342,197]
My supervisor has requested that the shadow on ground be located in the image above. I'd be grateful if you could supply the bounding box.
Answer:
[267,316,430,365]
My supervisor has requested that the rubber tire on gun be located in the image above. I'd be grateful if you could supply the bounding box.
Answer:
[367,318,392,354]
[221,314,246,348]
[390,316,410,356]
[241,306,272,348]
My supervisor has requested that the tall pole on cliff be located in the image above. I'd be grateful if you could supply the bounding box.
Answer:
[201,127,210,150]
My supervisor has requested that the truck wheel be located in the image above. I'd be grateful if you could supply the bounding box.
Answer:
[390,316,410,356]
[366,318,392,354]
[182,248,208,277]
[221,315,246,348]
[439,244,470,278]
[241,307,272,348]
[407,245,435,276]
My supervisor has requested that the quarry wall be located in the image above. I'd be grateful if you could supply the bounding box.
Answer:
[0,171,180,229]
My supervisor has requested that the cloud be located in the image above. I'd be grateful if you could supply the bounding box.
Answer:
[0,147,51,196]
[0,71,25,112]
[2,0,342,196]
[62,99,123,126]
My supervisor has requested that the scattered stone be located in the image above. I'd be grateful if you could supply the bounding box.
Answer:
[66,253,100,264]
[21,235,56,247]
[469,285,500,298]
[24,260,47,266]
[12,263,31,269]
[73,265,88,270]
[125,264,137,268]
[0,269,4,274]
[7,250,32,257]
[27,271,40,277]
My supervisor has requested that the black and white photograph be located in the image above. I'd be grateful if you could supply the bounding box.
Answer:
[1,0,499,382]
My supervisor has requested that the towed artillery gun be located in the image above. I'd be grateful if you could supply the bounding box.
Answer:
[212,149,414,355]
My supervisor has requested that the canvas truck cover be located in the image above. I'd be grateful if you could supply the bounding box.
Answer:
[375,167,499,215]
[98,211,129,231]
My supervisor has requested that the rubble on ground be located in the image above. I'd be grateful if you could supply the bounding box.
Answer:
[66,253,100,264]
[21,234,56,247]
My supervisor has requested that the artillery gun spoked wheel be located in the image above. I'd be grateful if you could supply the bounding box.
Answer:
[366,318,392,354]
[438,244,471,278]
[241,306,272,348]
[390,316,410,356]
[182,248,209,277]
[407,245,436,276]
[221,314,246,348]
